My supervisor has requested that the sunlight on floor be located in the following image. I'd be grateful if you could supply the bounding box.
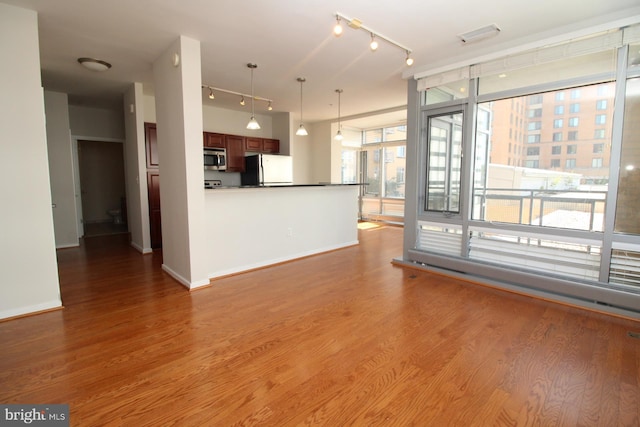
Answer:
[358,222,381,230]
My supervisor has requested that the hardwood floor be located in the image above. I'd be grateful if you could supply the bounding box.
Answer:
[1,224,639,426]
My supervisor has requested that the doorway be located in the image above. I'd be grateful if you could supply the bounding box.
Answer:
[77,140,128,237]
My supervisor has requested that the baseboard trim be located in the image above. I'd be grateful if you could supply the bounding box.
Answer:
[130,241,153,254]
[161,264,210,290]
[0,300,63,322]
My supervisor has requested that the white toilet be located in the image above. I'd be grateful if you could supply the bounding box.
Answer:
[107,208,123,224]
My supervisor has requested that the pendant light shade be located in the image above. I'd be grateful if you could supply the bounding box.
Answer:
[335,89,343,141]
[296,77,308,136]
[246,63,260,130]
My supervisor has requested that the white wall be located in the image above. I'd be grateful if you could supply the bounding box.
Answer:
[45,91,78,248]
[0,4,62,319]
[124,83,151,253]
[69,104,125,140]
[204,186,359,277]
[153,35,208,288]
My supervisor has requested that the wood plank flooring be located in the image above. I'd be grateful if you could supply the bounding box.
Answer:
[1,223,639,426]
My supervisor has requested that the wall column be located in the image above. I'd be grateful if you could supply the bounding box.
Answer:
[0,4,62,318]
[152,36,208,288]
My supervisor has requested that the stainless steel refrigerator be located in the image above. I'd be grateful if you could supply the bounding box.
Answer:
[241,154,293,186]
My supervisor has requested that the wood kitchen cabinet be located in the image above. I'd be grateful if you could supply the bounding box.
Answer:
[225,134,246,172]
[204,132,225,148]
[244,136,280,153]
[263,138,279,153]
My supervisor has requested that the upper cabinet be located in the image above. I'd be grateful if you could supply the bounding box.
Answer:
[244,136,280,153]
[145,122,159,169]
[204,132,225,148]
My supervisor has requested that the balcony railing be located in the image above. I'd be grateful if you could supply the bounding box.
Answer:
[472,188,607,232]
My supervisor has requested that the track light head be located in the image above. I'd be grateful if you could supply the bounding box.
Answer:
[240,96,245,106]
[405,51,414,66]
[208,88,215,99]
[370,33,378,51]
[333,15,343,37]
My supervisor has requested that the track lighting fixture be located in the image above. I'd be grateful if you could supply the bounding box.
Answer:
[296,77,308,137]
[405,51,414,66]
[335,89,343,141]
[332,12,414,66]
[369,33,378,51]
[333,15,343,37]
[246,63,260,130]
[201,84,274,111]
[240,96,246,106]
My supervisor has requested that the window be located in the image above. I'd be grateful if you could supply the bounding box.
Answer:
[553,119,563,128]
[396,167,405,184]
[527,134,540,143]
[397,146,406,158]
[550,159,561,167]
[596,100,607,110]
[528,108,542,118]
[593,143,604,153]
[570,103,580,113]
[526,147,540,156]
[568,117,579,127]
[425,112,463,213]
[554,105,564,115]
[555,92,565,101]
[592,158,603,168]
[595,114,606,125]
[594,129,606,139]
[528,95,543,104]
[571,89,581,99]
[553,132,562,142]
[528,121,542,130]
[525,160,539,168]
[552,146,561,155]
[568,131,578,141]
[566,158,576,168]
[615,77,640,234]
[567,145,577,154]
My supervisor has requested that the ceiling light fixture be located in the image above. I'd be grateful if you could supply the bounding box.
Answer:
[208,88,215,100]
[333,15,343,37]
[405,50,414,66]
[240,96,246,106]
[335,89,343,141]
[246,63,260,130]
[200,85,273,110]
[369,33,378,51]
[296,77,308,136]
[458,23,501,44]
[333,12,414,67]
[77,57,111,72]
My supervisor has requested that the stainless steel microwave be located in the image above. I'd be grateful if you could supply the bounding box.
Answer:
[204,147,226,171]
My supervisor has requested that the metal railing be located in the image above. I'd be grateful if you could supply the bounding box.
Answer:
[473,188,607,232]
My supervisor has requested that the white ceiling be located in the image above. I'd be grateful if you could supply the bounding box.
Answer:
[4,0,640,128]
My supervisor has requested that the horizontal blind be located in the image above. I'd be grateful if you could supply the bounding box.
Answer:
[416,23,640,91]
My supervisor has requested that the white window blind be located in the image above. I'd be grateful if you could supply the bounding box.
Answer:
[416,23,640,92]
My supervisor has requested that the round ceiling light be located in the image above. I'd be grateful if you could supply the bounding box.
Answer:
[77,57,112,72]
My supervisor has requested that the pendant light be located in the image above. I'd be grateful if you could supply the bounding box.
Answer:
[296,77,308,136]
[335,89,343,141]
[246,63,260,130]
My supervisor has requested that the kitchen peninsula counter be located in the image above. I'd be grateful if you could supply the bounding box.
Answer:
[204,184,360,280]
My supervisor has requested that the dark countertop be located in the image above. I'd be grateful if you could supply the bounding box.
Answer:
[205,183,367,189]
